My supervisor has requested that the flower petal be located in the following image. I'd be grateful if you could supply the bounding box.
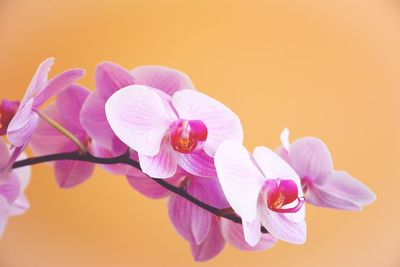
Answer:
[214,140,264,222]
[306,171,375,210]
[33,69,85,108]
[259,204,306,244]
[326,171,376,207]
[190,217,225,262]
[30,104,71,156]
[0,174,20,203]
[242,218,262,246]
[91,143,131,175]
[168,191,212,245]
[80,91,117,150]
[21,57,54,106]
[126,174,170,199]
[7,98,39,147]
[105,85,175,156]
[172,90,243,156]
[253,146,301,189]
[95,62,136,100]
[0,138,10,169]
[54,143,95,188]
[220,218,276,251]
[138,140,177,179]
[55,85,89,133]
[176,150,217,178]
[131,65,195,96]
[289,137,333,185]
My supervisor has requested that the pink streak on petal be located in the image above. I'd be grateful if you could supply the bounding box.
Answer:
[33,69,85,108]
[95,62,136,100]
[172,90,243,156]
[176,150,217,178]
[105,85,175,156]
[138,141,177,179]
[131,65,195,96]
[190,217,225,262]
[289,137,333,185]
[220,218,276,251]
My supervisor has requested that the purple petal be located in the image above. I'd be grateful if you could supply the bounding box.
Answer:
[214,140,264,222]
[80,91,117,150]
[306,171,375,210]
[54,144,95,188]
[138,140,177,179]
[33,69,85,108]
[131,65,195,96]
[0,174,20,204]
[126,174,170,199]
[7,98,39,147]
[55,85,89,133]
[95,62,136,100]
[172,90,243,156]
[20,57,54,106]
[91,143,131,175]
[0,138,10,169]
[176,150,217,178]
[220,218,276,251]
[190,217,225,262]
[30,105,71,156]
[105,85,175,156]
[289,137,333,185]
[168,182,212,244]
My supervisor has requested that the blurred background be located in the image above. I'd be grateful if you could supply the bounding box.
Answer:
[0,0,399,266]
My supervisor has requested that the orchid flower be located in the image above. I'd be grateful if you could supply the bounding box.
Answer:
[105,85,243,178]
[4,58,84,152]
[215,140,306,246]
[80,62,196,175]
[30,85,94,188]
[277,128,376,210]
[0,138,31,237]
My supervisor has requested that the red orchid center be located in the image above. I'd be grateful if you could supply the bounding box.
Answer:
[0,99,20,136]
[169,119,208,154]
[264,179,304,213]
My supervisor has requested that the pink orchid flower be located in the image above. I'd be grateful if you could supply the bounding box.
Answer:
[30,85,94,188]
[105,85,243,179]
[80,62,196,175]
[5,58,84,150]
[215,140,306,246]
[277,128,376,210]
[0,138,31,237]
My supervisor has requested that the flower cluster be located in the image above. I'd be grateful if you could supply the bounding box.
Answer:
[0,58,376,261]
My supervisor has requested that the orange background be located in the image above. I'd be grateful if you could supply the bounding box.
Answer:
[0,1,399,266]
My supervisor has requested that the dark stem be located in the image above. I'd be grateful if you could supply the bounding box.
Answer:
[12,151,268,234]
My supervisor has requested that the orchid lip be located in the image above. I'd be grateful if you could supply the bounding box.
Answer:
[169,119,208,154]
[264,178,303,214]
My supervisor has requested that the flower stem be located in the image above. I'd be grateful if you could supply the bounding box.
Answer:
[11,151,269,234]
[35,110,87,153]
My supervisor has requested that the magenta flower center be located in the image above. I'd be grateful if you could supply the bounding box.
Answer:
[169,119,208,154]
[0,99,20,136]
[264,179,304,213]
